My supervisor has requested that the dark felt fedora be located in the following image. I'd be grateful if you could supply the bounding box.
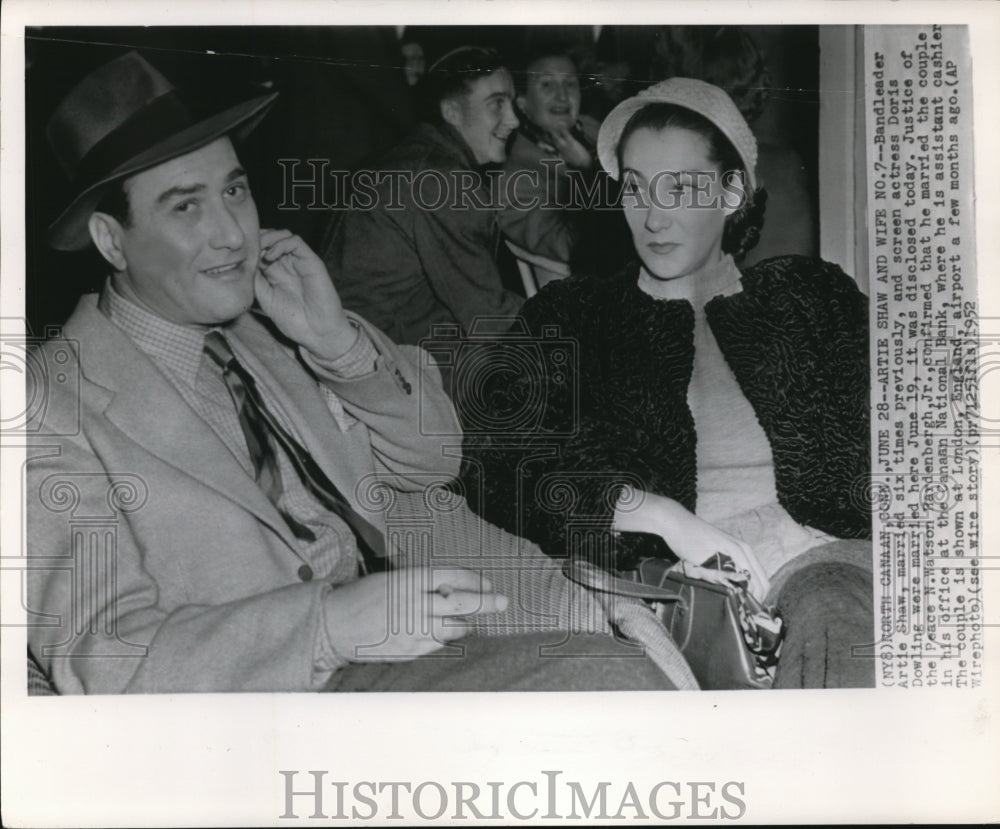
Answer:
[45,50,278,251]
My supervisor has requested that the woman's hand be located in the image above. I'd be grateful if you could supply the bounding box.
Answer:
[550,127,593,169]
[614,488,769,592]
[654,497,755,567]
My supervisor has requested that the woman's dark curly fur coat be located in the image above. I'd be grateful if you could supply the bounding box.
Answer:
[459,255,871,569]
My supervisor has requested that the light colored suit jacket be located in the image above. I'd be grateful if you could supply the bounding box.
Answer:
[26,294,461,694]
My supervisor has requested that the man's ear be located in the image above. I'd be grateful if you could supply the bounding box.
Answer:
[721,170,747,217]
[515,93,527,114]
[88,212,127,271]
[439,96,463,130]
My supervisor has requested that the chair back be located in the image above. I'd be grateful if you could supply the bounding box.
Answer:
[504,240,571,298]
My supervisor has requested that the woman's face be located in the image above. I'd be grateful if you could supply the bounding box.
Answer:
[518,56,581,134]
[620,125,739,282]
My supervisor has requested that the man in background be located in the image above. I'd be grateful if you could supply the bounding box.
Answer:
[321,46,525,349]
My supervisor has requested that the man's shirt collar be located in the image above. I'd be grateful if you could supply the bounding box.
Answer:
[98,278,213,387]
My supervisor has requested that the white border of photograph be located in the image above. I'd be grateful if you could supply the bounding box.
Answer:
[2,1,998,825]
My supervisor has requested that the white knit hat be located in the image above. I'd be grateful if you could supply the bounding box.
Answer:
[597,77,758,190]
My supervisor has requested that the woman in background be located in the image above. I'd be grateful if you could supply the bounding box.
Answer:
[499,44,633,285]
[497,47,600,282]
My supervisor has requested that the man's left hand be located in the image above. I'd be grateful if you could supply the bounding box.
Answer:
[254,229,358,360]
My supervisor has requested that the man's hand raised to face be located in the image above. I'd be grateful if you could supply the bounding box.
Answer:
[254,228,359,360]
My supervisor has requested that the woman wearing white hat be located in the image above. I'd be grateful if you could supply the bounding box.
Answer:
[461,78,873,688]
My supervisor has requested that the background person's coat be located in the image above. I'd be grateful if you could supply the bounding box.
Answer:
[321,121,524,347]
[496,115,600,265]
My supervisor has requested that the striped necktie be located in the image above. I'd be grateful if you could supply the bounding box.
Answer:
[203,331,386,573]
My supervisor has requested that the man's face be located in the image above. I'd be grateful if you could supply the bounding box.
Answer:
[443,69,520,165]
[519,56,581,135]
[109,137,260,327]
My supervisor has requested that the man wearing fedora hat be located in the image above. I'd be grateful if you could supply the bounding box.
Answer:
[26,50,674,694]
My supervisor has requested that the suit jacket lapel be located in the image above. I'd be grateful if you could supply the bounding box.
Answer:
[65,298,301,549]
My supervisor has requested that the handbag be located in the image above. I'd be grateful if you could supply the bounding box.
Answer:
[564,554,784,690]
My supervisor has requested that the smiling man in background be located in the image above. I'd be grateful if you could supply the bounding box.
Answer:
[321,46,525,350]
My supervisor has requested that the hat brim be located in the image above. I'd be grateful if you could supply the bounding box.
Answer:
[47,90,279,251]
[597,95,757,191]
